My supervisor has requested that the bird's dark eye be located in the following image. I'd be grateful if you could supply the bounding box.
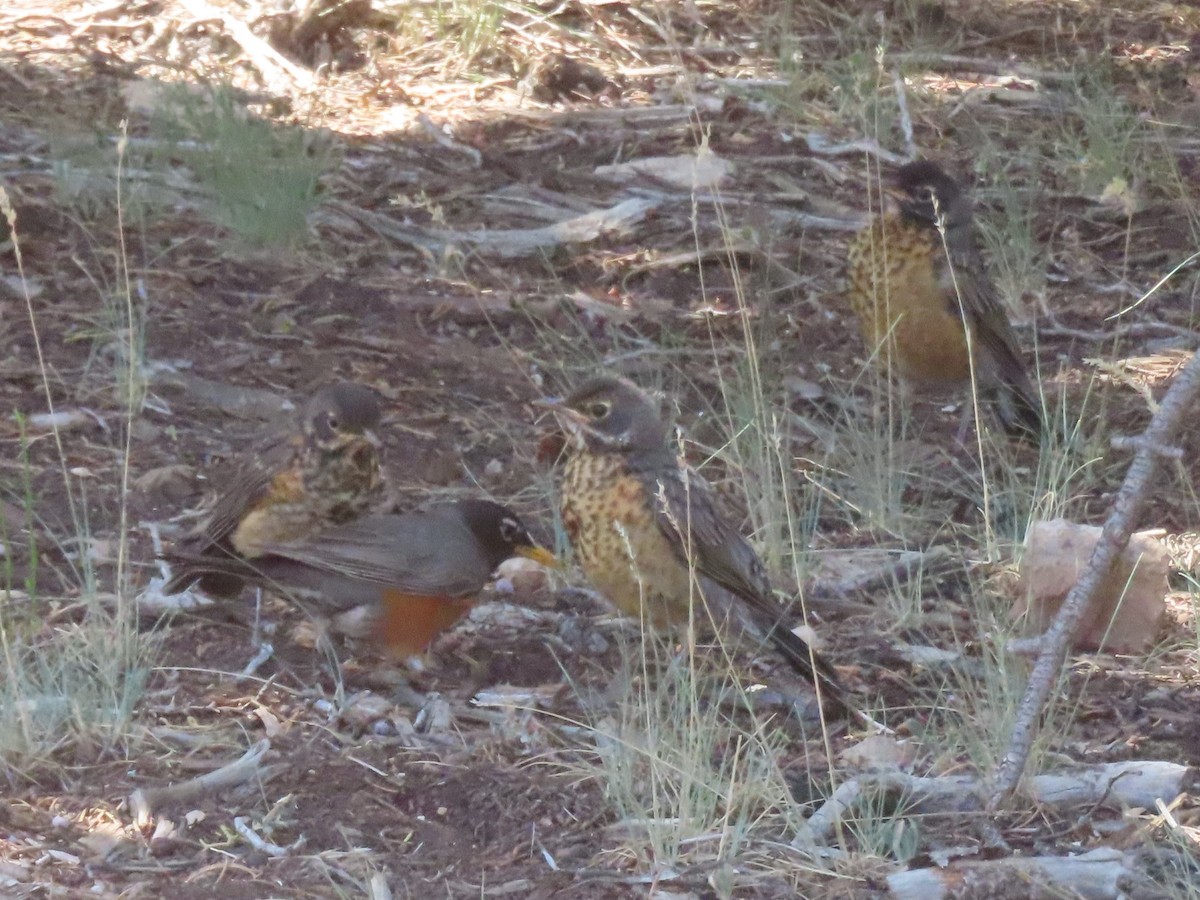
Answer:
[326,412,340,431]
[587,400,611,419]
[499,518,521,542]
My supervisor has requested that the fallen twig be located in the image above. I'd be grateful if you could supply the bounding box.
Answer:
[129,739,275,826]
[892,69,915,160]
[416,113,482,169]
[891,53,1078,86]
[240,642,275,679]
[323,196,660,259]
[233,815,304,857]
[178,0,315,94]
[794,761,1193,849]
[806,545,962,602]
[1038,319,1199,345]
[804,133,908,164]
[887,847,1146,900]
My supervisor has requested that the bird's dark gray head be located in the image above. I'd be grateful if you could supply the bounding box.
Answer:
[453,499,556,570]
[892,160,972,229]
[545,375,668,455]
[303,382,383,445]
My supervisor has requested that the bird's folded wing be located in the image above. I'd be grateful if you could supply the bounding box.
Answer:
[180,432,299,553]
[262,511,491,598]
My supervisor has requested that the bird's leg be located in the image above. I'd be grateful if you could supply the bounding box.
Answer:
[392,677,432,712]
[250,587,263,647]
[951,399,980,448]
[413,692,452,733]
[239,588,275,679]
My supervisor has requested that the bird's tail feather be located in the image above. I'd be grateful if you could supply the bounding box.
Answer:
[996,377,1044,443]
[762,622,852,717]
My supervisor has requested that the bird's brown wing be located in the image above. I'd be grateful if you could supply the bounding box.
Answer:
[943,225,1042,437]
[162,434,303,594]
[635,457,848,710]
[638,461,774,612]
[179,431,303,555]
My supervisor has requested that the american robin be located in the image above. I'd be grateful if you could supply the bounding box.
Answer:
[845,160,1042,441]
[539,376,850,714]
[162,499,557,657]
[163,381,386,597]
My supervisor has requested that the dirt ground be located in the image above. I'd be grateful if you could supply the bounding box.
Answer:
[2,0,1200,896]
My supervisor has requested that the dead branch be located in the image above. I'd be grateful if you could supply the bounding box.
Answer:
[804,133,908,164]
[416,113,482,169]
[1039,319,1199,345]
[151,368,294,421]
[806,545,963,602]
[621,186,868,231]
[129,739,275,826]
[322,196,660,259]
[989,348,1200,808]
[178,0,315,94]
[794,761,1193,849]
[891,53,1079,86]
[233,815,304,857]
[286,0,372,53]
[887,847,1146,900]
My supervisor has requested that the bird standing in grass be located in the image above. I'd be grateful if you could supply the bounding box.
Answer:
[845,160,1042,442]
[163,381,386,597]
[540,375,850,716]
[162,499,557,658]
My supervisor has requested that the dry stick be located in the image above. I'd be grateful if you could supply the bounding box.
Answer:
[129,739,273,826]
[178,0,314,94]
[891,68,916,160]
[988,348,1200,809]
[796,761,1192,849]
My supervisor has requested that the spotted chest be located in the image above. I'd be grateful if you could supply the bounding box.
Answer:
[846,214,974,387]
[231,437,382,557]
[560,450,695,629]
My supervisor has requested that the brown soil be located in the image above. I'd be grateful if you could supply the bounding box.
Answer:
[1,0,1199,896]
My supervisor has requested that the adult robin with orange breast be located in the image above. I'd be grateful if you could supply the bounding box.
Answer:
[162,499,557,658]
[845,160,1042,442]
[163,381,386,597]
[539,375,850,716]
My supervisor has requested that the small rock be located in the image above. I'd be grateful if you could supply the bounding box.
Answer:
[338,691,396,729]
[838,734,915,771]
[1016,519,1169,653]
[494,555,551,594]
[133,464,195,500]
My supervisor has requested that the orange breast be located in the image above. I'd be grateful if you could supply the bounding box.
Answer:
[374,590,475,658]
[846,216,972,387]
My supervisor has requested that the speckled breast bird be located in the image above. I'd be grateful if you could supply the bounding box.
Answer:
[846,160,1042,441]
[540,375,849,715]
[163,381,385,597]
[162,499,556,657]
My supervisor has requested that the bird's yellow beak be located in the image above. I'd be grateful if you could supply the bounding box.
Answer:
[516,544,559,568]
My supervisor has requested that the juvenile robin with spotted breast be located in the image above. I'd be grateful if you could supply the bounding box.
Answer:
[163,381,386,597]
[846,160,1042,441]
[162,499,557,658]
[540,376,850,715]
